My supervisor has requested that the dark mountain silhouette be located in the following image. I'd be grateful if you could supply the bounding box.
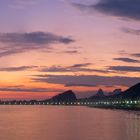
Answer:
[108,89,122,95]
[96,89,104,96]
[115,82,140,100]
[88,89,105,100]
[0,83,140,107]
[86,83,140,101]
[49,90,77,102]
[113,89,122,94]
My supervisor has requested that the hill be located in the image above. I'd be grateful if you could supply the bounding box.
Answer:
[49,90,77,102]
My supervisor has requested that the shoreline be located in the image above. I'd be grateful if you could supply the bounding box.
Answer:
[88,104,140,111]
[0,103,140,111]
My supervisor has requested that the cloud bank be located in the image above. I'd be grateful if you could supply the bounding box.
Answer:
[40,63,110,73]
[72,0,140,20]
[121,27,140,35]
[0,66,37,72]
[33,74,140,87]
[0,87,62,93]
[0,32,74,57]
[113,57,140,63]
[109,66,140,72]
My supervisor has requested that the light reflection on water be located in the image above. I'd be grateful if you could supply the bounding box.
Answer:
[0,106,139,140]
[126,111,140,140]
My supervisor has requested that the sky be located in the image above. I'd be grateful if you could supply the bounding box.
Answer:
[0,0,140,100]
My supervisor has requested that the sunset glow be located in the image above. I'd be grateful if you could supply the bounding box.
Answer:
[0,0,140,99]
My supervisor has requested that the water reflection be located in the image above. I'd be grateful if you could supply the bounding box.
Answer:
[126,112,140,140]
[0,106,139,140]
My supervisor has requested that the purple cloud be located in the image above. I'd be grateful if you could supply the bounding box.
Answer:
[32,74,140,87]
[0,32,74,57]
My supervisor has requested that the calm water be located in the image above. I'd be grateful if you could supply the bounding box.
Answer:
[0,106,140,140]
